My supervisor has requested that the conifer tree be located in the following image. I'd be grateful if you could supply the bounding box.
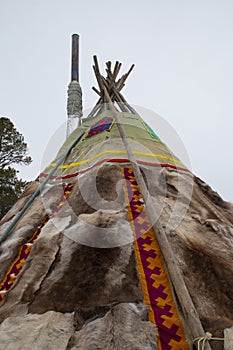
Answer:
[0,117,32,219]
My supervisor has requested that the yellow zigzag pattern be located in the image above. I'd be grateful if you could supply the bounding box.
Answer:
[123,168,188,350]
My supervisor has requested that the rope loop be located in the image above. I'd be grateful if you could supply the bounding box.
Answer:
[193,332,224,350]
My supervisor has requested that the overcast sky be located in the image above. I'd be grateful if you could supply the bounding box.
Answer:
[1,0,233,202]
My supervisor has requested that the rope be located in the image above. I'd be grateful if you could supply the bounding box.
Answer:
[67,81,82,116]
[193,332,224,350]
[0,131,85,247]
[67,81,83,137]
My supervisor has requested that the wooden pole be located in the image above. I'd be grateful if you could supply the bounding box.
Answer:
[117,64,135,91]
[92,86,101,96]
[86,98,102,118]
[113,88,139,115]
[102,85,212,350]
[71,34,79,81]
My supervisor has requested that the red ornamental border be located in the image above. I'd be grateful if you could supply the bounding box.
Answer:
[0,183,74,304]
[123,167,188,350]
[39,158,191,181]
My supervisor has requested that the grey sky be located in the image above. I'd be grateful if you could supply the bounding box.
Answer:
[1,0,233,201]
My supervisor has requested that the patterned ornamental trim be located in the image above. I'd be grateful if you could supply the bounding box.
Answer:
[123,167,188,350]
[82,117,114,140]
[39,159,192,181]
[140,119,159,140]
[0,183,74,304]
[48,150,184,169]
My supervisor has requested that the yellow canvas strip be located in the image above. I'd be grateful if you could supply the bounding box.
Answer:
[49,149,184,169]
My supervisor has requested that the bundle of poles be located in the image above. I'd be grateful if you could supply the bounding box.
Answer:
[89,56,137,116]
